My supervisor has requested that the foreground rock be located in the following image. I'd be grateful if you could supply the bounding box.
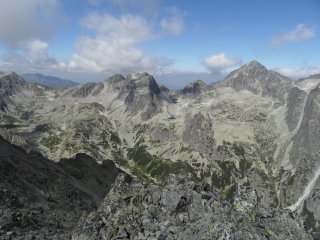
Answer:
[0,137,122,240]
[72,174,312,240]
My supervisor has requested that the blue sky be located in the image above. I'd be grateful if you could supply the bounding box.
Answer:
[0,0,319,88]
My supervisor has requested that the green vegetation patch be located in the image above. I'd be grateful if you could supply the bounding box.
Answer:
[128,145,197,181]
[221,183,237,201]
[110,132,121,145]
[211,161,236,189]
[40,134,62,150]
[112,150,128,167]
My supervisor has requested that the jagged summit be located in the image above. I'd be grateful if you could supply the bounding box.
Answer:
[0,71,16,77]
[295,73,320,91]
[114,72,164,120]
[105,74,125,83]
[127,72,151,80]
[126,72,161,94]
[0,71,25,82]
[119,72,161,97]
[106,72,161,94]
[182,79,207,95]
[105,74,126,91]
[0,71,27,95]
[226,60,269,81]
[221,60,292,102]
[243,60,267,71]
[297,73,320,82]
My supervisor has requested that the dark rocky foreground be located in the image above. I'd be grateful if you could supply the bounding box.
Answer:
[72,174,312,240]
[0,137,122,239]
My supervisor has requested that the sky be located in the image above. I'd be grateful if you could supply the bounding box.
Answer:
[0,0,319,89]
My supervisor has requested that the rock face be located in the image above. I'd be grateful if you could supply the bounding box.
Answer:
[0,72,27,112]
[72,174,312,240]
[105,74,126,92]
[283,84,320,228]
[65,82,104,98]
[118,73,165,120]
[285,87,307,131]
[0,136,122,239]
[182,112,215,156]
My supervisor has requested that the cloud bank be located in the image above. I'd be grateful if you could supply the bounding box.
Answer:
[202,53,241,74]
[0,0,60,46]
[276,65,320,79]
[160,7,185,36]
[68,13,172,74]
[271,24,316,45]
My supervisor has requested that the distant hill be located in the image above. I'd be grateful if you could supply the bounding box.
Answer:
[22,73,79,88]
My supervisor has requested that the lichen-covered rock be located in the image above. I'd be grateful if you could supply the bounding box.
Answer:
[72,174,312,240]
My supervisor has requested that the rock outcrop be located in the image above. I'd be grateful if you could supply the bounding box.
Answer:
[72,174,312,240]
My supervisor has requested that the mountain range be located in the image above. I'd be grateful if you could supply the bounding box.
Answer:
[21,73,79,89]
[1,61,320,239]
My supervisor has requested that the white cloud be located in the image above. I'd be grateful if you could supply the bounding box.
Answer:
[26,39,57,65]
[276,65,320,79]
[82,13,154,43]
[160,7,185,36]
[0,1,183,76]
[271,24,316,45]
[0,0,60,46]
[68,13,171,74]
[202,53,241,73]
[0,39,61,72]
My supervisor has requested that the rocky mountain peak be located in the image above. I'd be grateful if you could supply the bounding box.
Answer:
[222,61,292,102]
[107,73,125,82]
[242,60,267,71]
[126,72,161,95]
[0,71,26,83]
[105,74,126,91]
[226,60,269,81]
[182,79,207,95]
[295,74,320,91]
[0,71,27,95]
[116,72,163,120]
[297,74,320,82]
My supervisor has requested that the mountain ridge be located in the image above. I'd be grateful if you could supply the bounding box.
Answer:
[22,73,79,89]
[2,61,320,237]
